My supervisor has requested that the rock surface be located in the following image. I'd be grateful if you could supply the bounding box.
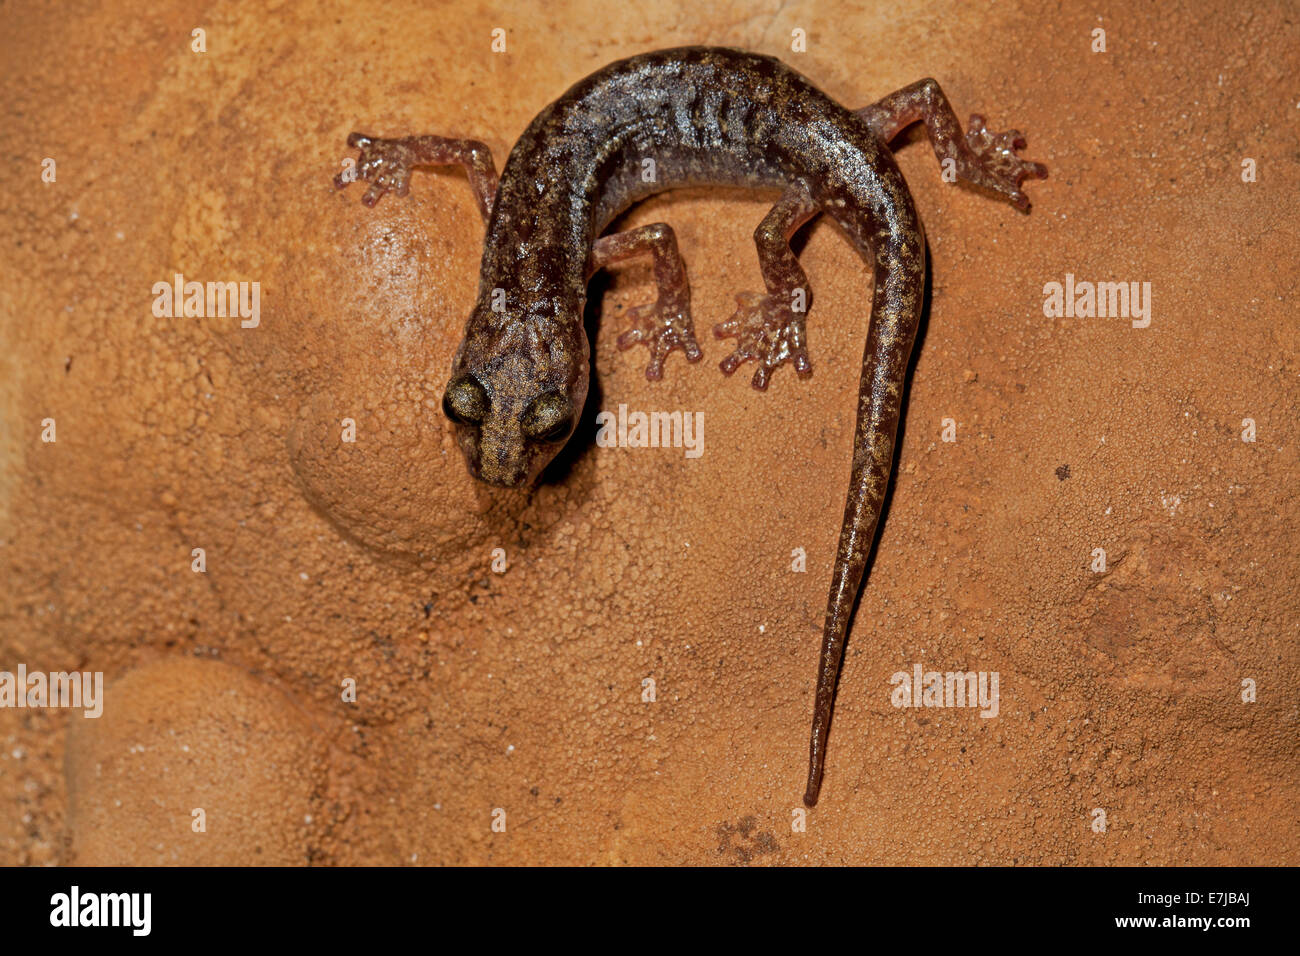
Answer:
[0,0,1295,864]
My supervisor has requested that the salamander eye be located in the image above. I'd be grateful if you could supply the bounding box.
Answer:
[521,390,574,443]
[442,375,489,426]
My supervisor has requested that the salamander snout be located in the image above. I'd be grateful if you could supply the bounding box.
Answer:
[442,371,577,488]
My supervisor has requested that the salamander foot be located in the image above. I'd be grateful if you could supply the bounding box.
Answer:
[714,291,812,391]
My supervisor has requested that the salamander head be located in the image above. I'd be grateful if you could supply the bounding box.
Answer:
[441,307,588,488]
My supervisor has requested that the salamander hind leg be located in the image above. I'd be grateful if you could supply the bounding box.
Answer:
[856,79,1048,212]
[714,187,821,391]
[335,133,499,221]
[589,223,702,382]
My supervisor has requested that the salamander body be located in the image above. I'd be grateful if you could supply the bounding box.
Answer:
[338,46,1047,805]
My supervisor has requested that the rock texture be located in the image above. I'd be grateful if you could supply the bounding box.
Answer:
[0,0,1295,864]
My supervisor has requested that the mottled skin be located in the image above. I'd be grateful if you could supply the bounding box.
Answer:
[337,47,1047,806]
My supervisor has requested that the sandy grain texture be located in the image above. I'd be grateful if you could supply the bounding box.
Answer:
[0,0,1296,865]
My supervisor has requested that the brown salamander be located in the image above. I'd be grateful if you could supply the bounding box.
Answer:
[336,46,1047,806]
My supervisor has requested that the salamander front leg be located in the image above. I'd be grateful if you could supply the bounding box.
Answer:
[714,186,821,391]
[856,79,1048,211]
[588,223,702,381]
[335,133,499,222]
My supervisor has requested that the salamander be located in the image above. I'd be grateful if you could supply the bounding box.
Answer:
[336,46,1047,806]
